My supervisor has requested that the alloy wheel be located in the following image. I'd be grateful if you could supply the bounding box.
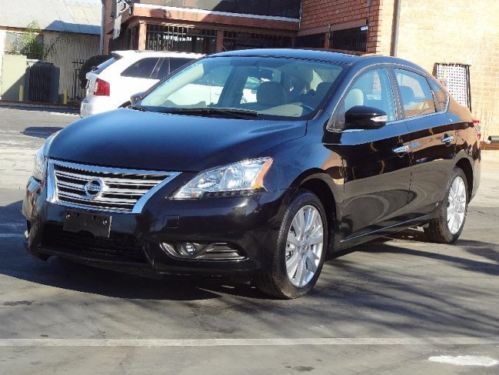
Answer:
[285,205,324,287]
[447,176,467,235]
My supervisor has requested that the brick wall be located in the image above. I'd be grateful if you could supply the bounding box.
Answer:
[300,0,382,53]
[395,0,499,139]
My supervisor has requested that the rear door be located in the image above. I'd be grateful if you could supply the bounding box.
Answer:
[327,67,413,238]
[393,68,456,216]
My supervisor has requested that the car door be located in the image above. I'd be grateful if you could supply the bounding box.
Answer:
[326,67,413,238]
[392,68,456,216]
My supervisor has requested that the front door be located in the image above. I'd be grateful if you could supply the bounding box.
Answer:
[326,67,413,239]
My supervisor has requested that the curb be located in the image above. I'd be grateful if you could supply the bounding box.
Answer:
[0,101,79,114]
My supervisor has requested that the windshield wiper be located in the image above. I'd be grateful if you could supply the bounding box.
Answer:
[147,107,260,119]
[129,104,147,112]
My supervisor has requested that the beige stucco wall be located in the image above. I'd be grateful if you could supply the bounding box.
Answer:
[394,0,499,139]
[43,31,100,100]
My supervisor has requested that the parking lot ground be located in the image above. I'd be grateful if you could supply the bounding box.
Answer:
[0,107,498,374]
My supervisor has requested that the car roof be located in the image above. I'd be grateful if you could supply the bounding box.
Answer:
[209,48,426,73]
[113,50,205,59]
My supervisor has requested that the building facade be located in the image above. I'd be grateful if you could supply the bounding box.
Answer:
[104,0,499,138]
[0,0,101,103]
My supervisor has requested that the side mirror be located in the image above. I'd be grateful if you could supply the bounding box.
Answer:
[130,92,146,106]
[345,106,387,130]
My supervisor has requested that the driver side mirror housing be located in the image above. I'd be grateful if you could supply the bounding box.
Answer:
[130,92,146,106]
[345,106,387,130]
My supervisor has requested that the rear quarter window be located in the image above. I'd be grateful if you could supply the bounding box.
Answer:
[121,58,160,78]
[94,57,118,74]
[428,77,449,112]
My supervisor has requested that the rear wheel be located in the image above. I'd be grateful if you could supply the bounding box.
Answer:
[425,168,468,243]
[255,190,327,299]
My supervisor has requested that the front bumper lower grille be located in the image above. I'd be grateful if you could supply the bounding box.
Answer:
[47,160,179,213]
[42,224,147,263]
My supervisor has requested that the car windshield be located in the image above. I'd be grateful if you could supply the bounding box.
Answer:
[140,56,343,119]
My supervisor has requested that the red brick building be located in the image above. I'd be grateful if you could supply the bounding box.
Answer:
[103,0,499,138]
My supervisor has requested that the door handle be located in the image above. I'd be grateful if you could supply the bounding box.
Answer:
[441,135,455,144]
[393,145,410,154]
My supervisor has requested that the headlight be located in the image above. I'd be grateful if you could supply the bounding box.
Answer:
[173,158,273,200]
[33,146,47,181]
[32,132,58,182]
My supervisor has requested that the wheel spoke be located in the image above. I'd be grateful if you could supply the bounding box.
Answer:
[294,257,305,285]
[306,252,318,273]
[305,208,316,233]
[286,251,300,275]
[287,231,300,249]
[308,232,323,246]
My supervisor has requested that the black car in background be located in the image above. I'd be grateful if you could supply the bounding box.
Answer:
[23,49,481,298]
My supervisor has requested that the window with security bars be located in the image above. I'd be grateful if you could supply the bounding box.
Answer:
[296,33,326,49]
[223,31,292,51]
[330,27,368,53]
[146,25,217,54]
[138,0,301,18]
[434,63,472,111]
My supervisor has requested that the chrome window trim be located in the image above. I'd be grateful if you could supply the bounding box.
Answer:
[47,159,180,214]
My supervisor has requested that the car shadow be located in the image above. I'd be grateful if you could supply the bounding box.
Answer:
[2,198,499,337]
[22,126,63,139]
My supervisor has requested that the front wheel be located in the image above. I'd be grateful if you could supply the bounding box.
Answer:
[425,168,468,243]
[255,190,328,299]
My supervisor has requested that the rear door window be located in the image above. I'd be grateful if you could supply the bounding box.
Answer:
[155,58,170,80]
[395,69,436,118]
[169,58,193,74]
[121,58,160,78]
[153,58,194,80]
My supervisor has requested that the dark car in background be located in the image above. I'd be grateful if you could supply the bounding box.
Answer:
[23,49,480,298]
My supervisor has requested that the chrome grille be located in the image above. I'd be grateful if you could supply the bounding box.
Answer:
[48,160,180,213]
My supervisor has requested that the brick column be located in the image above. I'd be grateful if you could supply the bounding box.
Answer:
[216,30,224,52]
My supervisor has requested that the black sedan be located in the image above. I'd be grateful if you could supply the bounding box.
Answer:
[23,49,481,298]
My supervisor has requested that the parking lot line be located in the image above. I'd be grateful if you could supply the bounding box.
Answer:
[0,337,498,348]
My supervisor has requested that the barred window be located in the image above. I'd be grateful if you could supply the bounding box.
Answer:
[223,31,292,51]
[146,25,217,54]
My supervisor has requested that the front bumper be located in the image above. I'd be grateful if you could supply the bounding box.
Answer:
[22,176,286,278]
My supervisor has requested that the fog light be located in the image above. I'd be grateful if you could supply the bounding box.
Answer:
[178,242,202,257]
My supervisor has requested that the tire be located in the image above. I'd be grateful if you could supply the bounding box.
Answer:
[255,190,328,299]
[424,167,469,244]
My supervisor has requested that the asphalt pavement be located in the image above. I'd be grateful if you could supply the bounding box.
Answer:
[0,107,498,374]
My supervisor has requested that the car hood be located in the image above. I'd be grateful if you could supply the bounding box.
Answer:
[48,109,306,172]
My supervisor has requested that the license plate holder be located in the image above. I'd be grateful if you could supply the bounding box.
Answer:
[63,211,112,238]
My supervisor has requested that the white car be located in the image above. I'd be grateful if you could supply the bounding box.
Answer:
[80,50,203,117]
